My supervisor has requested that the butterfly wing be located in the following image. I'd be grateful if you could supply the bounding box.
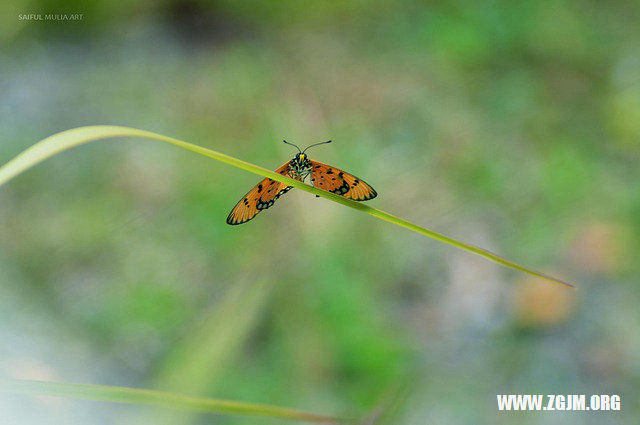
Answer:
[309,160,377,201]
[226,162,294,225]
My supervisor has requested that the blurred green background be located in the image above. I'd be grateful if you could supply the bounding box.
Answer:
[1,1,639,424]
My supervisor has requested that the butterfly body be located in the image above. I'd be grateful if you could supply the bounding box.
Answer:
[287,152,313,181]
[226,142,377,225]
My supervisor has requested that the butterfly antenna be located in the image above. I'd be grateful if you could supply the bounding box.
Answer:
[282,140,302,153]
[302,140,332,153]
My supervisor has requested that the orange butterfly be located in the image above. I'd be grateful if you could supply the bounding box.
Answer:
[226,140,377,225]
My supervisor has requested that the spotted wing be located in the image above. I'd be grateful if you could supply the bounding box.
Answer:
[226,162,293,225]
[309,160,377,201]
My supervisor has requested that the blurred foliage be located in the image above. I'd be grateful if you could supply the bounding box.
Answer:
[1,0,639,424]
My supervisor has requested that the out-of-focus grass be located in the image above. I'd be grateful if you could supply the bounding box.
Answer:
[148,278,271,424]
[1,378,342,423]
[1,1,639,424]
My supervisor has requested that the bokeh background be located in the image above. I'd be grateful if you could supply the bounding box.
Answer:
[1,1,639,424]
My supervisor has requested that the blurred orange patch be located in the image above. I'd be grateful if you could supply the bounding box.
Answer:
[569,221,626,274]
[512,276,578,327]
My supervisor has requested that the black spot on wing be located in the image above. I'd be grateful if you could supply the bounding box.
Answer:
[330,180,350,195]
[256,185,293,210]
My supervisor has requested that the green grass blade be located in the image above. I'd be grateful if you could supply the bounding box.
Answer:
[0,379,342,423]
[0,125,575,288]
[148,279,271,425]
[154,279,270,392]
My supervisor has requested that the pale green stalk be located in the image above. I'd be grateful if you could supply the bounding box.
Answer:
[0,379,342,423]
[0,125,575,288]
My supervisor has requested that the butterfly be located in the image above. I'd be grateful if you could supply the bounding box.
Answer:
[226,140,377,225]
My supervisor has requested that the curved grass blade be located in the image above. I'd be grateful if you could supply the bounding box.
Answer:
[0,126,575,288]
[0,379,342,423]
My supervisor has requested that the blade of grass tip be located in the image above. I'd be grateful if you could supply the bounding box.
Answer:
[0,379,342,423]
[0,125,575,288]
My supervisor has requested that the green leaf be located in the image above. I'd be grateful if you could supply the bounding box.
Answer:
[0,125,575,288]
[0,378,342,423]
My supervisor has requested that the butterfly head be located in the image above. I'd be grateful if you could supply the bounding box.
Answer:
[294,152,307,162]
[290,152,311,175]
[283,139,332,177]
